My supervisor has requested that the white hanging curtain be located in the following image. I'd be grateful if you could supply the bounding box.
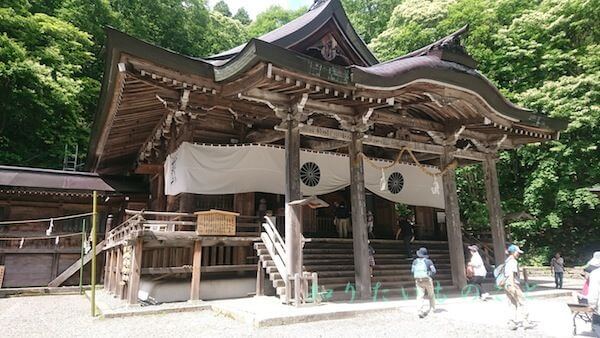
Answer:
[165,143,444,208]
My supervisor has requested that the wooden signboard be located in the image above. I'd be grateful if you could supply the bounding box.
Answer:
[0,266,5,288]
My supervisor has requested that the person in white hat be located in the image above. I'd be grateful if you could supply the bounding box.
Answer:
[587,252,600,336]
[503,244,534,330]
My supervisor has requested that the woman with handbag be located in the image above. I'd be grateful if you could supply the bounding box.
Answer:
[467,244,489,299]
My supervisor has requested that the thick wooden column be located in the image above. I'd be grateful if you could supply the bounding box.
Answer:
[440,146,467,290]
[348,132,372,299]
[285,120,302,278]
[483,154,506,266]
[190,240,203,301]
[127,238,143,305]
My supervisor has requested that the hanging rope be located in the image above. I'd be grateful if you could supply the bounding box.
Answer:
[0,212,93,226]
[360,147,458,177]
[0,232,84,241]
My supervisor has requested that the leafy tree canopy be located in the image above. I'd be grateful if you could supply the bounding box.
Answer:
[247,5,306,37]
[233,7,251,25]
[213,0,231,17]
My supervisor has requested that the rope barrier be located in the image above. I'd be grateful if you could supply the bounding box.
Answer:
[360,146,458,177]
[0,232,84,241]
[0,212,93,226]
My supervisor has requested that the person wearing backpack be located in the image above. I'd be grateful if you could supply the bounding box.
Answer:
[411,247,437,318]
[501,244,534,330]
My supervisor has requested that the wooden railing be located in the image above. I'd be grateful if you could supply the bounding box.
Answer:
[106,210,261,249]
[261,216,319,306]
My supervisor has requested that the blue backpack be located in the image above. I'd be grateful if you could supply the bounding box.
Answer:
[413,258,434,278]
[493,263,507,287]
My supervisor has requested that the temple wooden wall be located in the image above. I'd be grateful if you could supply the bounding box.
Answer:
[0,192,144,288]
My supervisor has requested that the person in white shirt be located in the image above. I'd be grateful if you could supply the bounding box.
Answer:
[467,244,489,299]
[503,244,534,330]
[588,267,600,337]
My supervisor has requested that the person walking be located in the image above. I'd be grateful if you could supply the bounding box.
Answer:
[395,215,414,259]
[550,252,565,289]
[467,244,489,299]
[367,210,374,239]
[412,247,436,318]
[502,244,534,330]
[368,241,376,278]
[334,202,350,238]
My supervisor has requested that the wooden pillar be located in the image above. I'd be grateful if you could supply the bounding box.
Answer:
[127,239,143,305]
[106,249,114,293]
[348,132,372,299]
[190,240,203,301]
[285,120,302,278]
[115,247,124,298]
[440,146,467,290]
[256,261,265,296]
[104,249,110,292]
[483,154,506,266]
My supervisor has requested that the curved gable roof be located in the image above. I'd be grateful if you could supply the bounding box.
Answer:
[206,0,378,66]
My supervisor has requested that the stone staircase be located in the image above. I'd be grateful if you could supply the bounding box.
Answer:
[255,237,455,302]
[303,238,454,300]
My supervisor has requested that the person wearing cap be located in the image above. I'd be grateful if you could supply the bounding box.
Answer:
[411,247,437,318]
[550,252,565,289]
[467,244,489,299]
[503,244,533,330]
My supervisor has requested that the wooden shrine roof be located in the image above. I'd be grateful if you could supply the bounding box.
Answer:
[206,0,377,66]
[87,2,567,174]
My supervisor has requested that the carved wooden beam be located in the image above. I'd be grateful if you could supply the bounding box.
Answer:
[279,125,487,161]
[303,139,348,151]
[245,129,285,144]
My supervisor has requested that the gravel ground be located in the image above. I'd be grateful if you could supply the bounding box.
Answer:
[0,294,582,337]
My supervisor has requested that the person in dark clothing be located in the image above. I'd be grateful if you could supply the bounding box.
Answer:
[334,202,350,238]
[395,215,414,258]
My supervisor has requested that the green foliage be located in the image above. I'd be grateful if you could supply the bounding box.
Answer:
[247,5,306,37]
[233,7,251,25]
[110,0,212,57]
[394,203,414,218]
[213,0,231,17]
[0,7,95,168]
[204,11,248,53]
[341,0,397,44]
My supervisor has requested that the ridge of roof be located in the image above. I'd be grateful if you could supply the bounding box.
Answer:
[386,25,477,68]
[206,0,378,66]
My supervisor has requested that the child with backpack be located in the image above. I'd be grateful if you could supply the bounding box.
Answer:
[494,244,534,330]
[412,247,437,318]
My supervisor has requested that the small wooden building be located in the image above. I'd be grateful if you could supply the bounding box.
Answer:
[0,165,146,288]
[85,0,565,303]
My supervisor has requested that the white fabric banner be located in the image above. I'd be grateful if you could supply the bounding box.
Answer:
[165,143,444,208]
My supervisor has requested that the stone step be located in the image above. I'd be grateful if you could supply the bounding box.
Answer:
[304,258,451,265]
[303,253,449,260]
[321,278,454,292]
[318,275,452,285]
[303,248,449,255]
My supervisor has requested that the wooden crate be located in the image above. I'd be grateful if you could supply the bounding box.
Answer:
[195,210,240,236]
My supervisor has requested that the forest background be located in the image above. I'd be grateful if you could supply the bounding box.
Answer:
[0,0,598,264]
